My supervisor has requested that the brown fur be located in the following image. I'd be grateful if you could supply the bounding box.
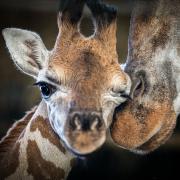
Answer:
[136,109,176,152]
[0,143,20,179]
[111,100,176,151]
[27,140,65,180]
[0,107,36,157]
[0,107,36,178]
[30,116,66,154]
[130,16,171,62]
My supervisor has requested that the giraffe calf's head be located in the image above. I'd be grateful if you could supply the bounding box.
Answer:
[3,0,131,155]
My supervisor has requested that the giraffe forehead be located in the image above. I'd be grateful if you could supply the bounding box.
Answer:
[48,51,120,86]
[51,37,118,66]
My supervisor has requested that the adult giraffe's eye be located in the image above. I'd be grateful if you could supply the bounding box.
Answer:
[34,82,56,99]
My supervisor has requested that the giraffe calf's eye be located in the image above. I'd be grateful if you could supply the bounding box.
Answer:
[111,88,131,100]
[34,82,56,99]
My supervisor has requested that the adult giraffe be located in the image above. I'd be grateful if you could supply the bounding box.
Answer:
[111,0,180,154]
[0,0,131,179]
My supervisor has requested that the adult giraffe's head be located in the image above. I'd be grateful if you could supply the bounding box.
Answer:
[111,0,179,154]
[2,0,131,155]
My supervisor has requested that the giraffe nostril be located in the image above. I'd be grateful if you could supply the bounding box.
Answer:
[91,117,98,130]
[69,112,104,131]
[91,118,98,130]
[70,114,81,130]
[74,115,81,130]
[91,116,102,130]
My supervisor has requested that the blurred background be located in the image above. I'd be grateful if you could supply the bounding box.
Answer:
[0,0,180,179]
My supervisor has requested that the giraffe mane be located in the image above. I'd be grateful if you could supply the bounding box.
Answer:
[0,106,37,156]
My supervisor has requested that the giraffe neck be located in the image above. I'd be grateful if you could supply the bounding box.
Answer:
[128,0,178,62]
[0,101,75,180]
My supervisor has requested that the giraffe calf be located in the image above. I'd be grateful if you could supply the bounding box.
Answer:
[0,0,131,179]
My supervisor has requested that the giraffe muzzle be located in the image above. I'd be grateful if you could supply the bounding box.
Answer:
[70,111,104,131]
[64,111,106,155]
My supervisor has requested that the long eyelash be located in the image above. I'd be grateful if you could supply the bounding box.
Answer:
[33,82,39,86]
[33,81,57,92]
[121,94,132,100]
[33,81,45,86]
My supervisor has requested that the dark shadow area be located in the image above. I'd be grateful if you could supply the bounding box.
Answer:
[68,142,180,180]
[68,115,180,180]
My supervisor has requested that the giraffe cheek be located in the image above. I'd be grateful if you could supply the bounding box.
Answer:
[48,107,68,141]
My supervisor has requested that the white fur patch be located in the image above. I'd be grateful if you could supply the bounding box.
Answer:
[171,48,180,115]
[149,40,180,116]
[120,63,126,70]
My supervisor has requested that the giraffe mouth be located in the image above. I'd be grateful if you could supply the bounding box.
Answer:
[64,129,106,155]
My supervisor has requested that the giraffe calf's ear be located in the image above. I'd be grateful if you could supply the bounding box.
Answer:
[2,28,49,78]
